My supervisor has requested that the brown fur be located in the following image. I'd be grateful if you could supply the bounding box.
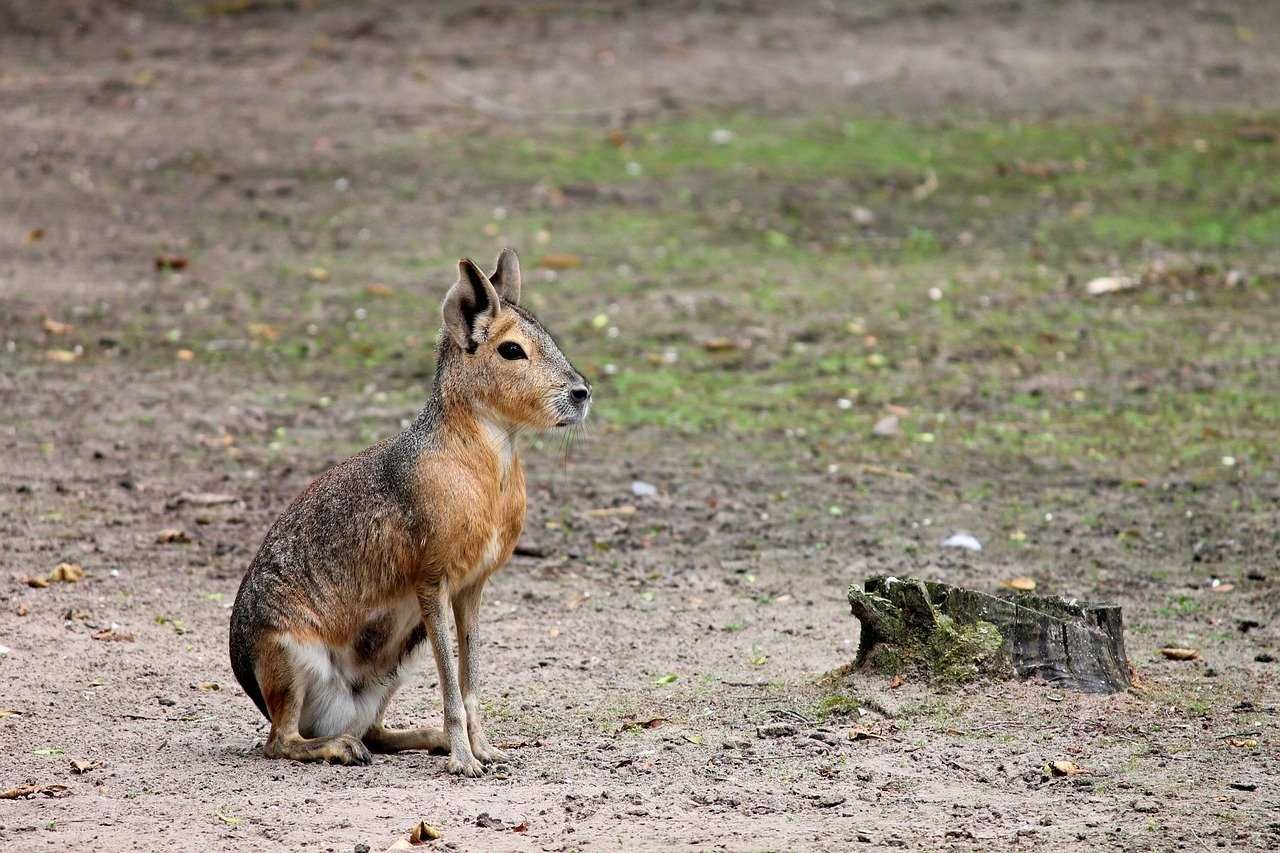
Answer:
[229,249,589,774]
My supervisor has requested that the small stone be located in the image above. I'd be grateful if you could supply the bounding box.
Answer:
[941,532,982,552]
[1228,782,1257,792]
[630,481,657,498]
[158,696,176,707]
[816,794,846,808]
[871,415,900,437]
[1132,799,1159,814]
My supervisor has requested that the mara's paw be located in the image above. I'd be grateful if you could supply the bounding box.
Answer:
[471,741,510,765]
[324,734,373,766]
[446,752,484,778]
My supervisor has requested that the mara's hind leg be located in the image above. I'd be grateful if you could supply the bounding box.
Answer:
[257,637,372,766]
[362,684,447,754]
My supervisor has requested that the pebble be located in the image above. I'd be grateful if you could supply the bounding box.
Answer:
[756,723,797,739]
[942,533,983,552]
[630,481,658,498]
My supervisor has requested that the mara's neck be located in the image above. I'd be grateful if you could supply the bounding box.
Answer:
[408,371,518,482]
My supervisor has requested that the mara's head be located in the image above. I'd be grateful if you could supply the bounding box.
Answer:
[438,248,590,430]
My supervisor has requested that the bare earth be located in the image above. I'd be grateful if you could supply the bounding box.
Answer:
[1,3,1277,851]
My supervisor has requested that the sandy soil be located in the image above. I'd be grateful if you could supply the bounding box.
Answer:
[1,2,1276,851]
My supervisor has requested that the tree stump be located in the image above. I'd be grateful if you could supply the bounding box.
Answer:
[849,576,1132,693]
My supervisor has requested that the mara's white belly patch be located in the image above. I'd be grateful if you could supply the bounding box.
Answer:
[278,597,427,738]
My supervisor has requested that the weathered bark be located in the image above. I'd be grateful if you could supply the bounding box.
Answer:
[849,576,1132,693]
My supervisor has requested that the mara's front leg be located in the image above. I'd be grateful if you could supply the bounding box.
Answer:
[419,586,483,777]
[452,582,509,764]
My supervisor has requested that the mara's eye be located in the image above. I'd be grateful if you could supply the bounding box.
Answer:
[497,341,527,361]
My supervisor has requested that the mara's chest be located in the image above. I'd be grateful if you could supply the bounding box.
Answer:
[435,458,526,590]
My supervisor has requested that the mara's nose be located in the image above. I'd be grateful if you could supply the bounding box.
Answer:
[570,384,591,403]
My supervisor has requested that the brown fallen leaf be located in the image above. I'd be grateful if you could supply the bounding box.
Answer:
[167,491,240,509]
[702,337,749,352]
[154,254,188,271]
[24,576,50,589]
[1235,125,1278,144]
[69,759,102,774]
[1,783,71,800]
[884,403,910,418]
[45,349,79,363]
[195,681,220,692]
[42,317,73,335]
[0,708,18,718]
[48,563,85,584]
[1002,576,1037,592]
[197,433,234,449]
[176,348,195,362]
[409,821,443,843]
[1211,583,1235,593]
[248,322,281,342]
[156,528,191,544]
[847,728,888,742]
[91,628,135,643]
[619,716,669,733]
[511,821,529,833]
[889,674,906,689]
[1047,759,1088,776]
[1229,738,1259,748]
[580,505,636,519]
[1161,647,1200,661]
[306,266,330,282]
[537,253,583,270]
[365,282,394,297]
[25,227,45,244]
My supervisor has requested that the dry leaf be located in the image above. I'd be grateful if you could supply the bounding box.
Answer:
[45,349,79,363]
[69,759,102,774]
[154,254,188,271]
[702,337,748,352]
[91,628,135,643]
[1161,647,1200,661]
[198,433,234,449]
[889,674,905,689]
[176,349,195,362]
[196,682,220,692]
[537,253,583,270]
[1085,276,1137,296]
[1211,583,1235,593]
[581,505,636,518]
[156,528,191,544]
[25,228,45,244]
[847,728,888,742]
[1047,759,1088,776]
[42,317,73,335]
[409,821,443,843]
[1229,738,1258,748]
[884,404,910,417]
[511,821,529,833]
[24,576,50,589]
[48,563,85,584]
[306,267,330,282]
[619,717,669,732]
[167,491,240,508]
[365,282,394,297]
[0,708,18,718]
[248,323,281,342]
[1,783,71,800]
[1002,577,1037,592]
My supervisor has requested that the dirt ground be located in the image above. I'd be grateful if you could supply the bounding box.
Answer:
[1,2,1277,851]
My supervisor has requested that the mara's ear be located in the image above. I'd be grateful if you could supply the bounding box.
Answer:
[441,258,501,352]
[490,247,522,306]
